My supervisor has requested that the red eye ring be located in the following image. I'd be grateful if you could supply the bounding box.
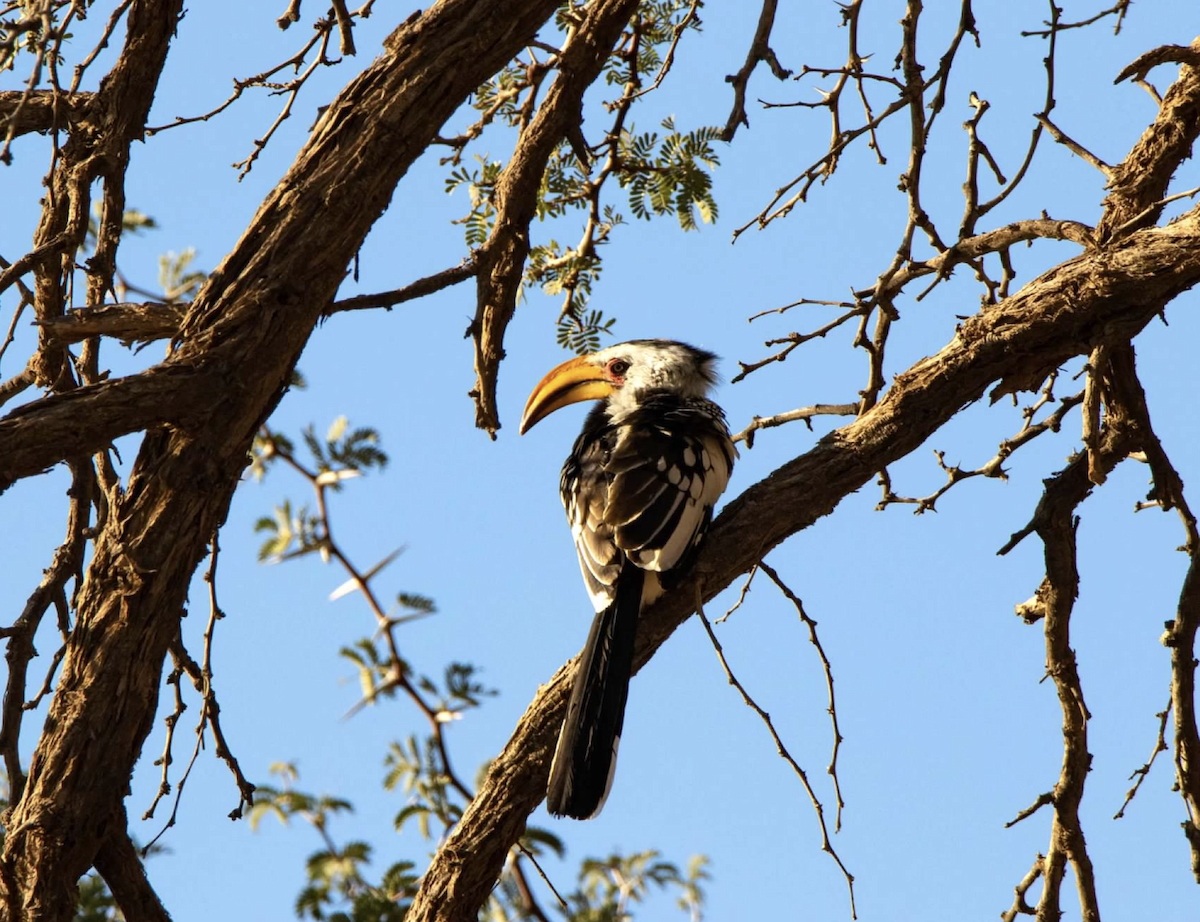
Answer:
[607,358,630,377]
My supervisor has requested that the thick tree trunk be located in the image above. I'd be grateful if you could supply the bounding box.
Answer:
[0,2,565,919]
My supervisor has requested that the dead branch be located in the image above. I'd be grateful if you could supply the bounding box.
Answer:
[733,404,859,448]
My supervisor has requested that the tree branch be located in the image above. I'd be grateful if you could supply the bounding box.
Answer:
[468,0,640,436]
[0,89,93,139]
[32,259,480,349]
[92,822,172,922]
[35,301,187,346]
[721,0,791,141]
[1097,37,1200,241]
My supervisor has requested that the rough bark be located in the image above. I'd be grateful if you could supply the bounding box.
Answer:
[1096,37,1200,242]
[0,91,94,139]
[0,2,567,919]
[91,823,173,922]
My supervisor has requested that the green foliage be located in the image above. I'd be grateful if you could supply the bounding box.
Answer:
[621,119,720,230]
[518,824,566,861]
[254,498,322,563]
[249,764,355,832]
[557,307,617,355]
[68,838,167,921]
[249,417,388,560]
[83,206,160,248]
[248,430,292,481]
[395,592,435,615]
[340,637,408,708]
[445,155,503,247]
[76,206,208,302]
[383,664,496,837]
[436,662,497,711]
[0,3,72,74]
[569,851,710,922]
[306,417,389,480]
[602,1,704,87]
[445,1,719,351]
[387,734,460,839]
[251,766,418,921]
[471,62,526,124]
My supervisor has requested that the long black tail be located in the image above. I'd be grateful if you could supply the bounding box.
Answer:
[546,564,644,819]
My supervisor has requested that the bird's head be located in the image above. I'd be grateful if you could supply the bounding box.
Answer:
[519,339,719,434]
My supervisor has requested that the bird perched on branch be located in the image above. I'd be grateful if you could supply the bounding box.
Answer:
[520,339,736,819]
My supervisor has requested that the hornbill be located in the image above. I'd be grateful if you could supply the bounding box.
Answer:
[520,340,736,819]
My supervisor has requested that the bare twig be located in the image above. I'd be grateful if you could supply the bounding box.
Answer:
[144,535,255,852]
[1108,184,1200,242]
[1082,345,1107,485]
[1114,700,1171,820]
[1102,350,1200,876]
[733,404,858,448]
[68,0,136,94]
[1001,854,1045,922]
[0,459,91,803]
[721,0,791,141]
[330,0,356,55]
[694,585,856,917]
[717,564,758,624]
[1020,1,1131,38]
[0,364,36,410]
[327,259,478,315]
[877,390,1085,514]
[998,344,1162,920]
[145,9,369,178]
[732,306,869,385]
[512,847,563,919]
[1035,114,1113,178]
[625,0,701,102]
[277,0,302,29]
[141,651,186,823]
[759,562,847,832]
[1005,791,1054,829]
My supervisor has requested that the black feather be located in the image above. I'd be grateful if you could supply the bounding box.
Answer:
[546,562,644,819]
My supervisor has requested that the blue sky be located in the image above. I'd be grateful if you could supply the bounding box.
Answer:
[3,2,1200,920]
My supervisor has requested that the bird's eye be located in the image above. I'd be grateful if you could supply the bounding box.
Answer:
[608,359,631,377]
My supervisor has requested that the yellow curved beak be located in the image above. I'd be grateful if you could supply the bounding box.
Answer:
[519,355,613,434]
